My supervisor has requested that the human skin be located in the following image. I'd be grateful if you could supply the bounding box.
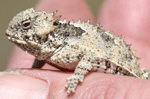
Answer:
[1,0,150,99]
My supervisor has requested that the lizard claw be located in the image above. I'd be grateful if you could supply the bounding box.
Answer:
[65,75,83,95]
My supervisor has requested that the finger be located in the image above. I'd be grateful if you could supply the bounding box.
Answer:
[35,0,94,22]
[1,69,150,98]
[97,0,150,69]
[6,46,34,69]
[0,70,49,99]
[6,0,94,69]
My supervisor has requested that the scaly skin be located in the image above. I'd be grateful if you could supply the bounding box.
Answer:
[5,8,150,95]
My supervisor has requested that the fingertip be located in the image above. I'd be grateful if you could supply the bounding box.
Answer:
[0,71,48,99]
[6,46,34,69]
[74,73,150,98]
[35,0,94,23]
[97,0,150,40]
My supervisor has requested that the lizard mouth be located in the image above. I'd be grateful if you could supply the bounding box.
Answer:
[6,32,41,56]
[5,33,27,45]
[5,32,39,46]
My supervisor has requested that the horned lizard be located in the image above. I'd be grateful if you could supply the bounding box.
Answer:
[5,8,150,95]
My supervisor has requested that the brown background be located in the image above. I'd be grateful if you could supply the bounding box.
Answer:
[0,0,103,71]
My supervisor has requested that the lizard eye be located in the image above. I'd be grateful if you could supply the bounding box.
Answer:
[22,20,32,29]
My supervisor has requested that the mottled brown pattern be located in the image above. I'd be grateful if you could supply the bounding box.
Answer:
[6,8,150,95]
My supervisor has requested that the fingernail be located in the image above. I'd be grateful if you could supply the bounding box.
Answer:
[0,73,48,99]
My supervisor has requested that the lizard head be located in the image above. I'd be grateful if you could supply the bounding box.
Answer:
[5,8,61,60]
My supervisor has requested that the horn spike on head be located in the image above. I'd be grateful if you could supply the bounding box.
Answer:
[52,15,62,22]
[86,19,90,23]
[53,10,58,16]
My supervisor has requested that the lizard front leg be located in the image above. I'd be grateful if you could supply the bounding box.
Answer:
[65,57,92,95]
[32,58,46,69]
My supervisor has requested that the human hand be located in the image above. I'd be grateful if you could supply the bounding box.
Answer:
[1,0,150,98]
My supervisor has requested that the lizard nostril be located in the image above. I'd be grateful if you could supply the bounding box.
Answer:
[24,35,29,40]
[5,33,9,36]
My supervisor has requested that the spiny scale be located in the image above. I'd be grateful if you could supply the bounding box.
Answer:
[5,8,150,95]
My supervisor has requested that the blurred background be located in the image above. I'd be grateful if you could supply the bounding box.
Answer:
[0,0,103,71]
